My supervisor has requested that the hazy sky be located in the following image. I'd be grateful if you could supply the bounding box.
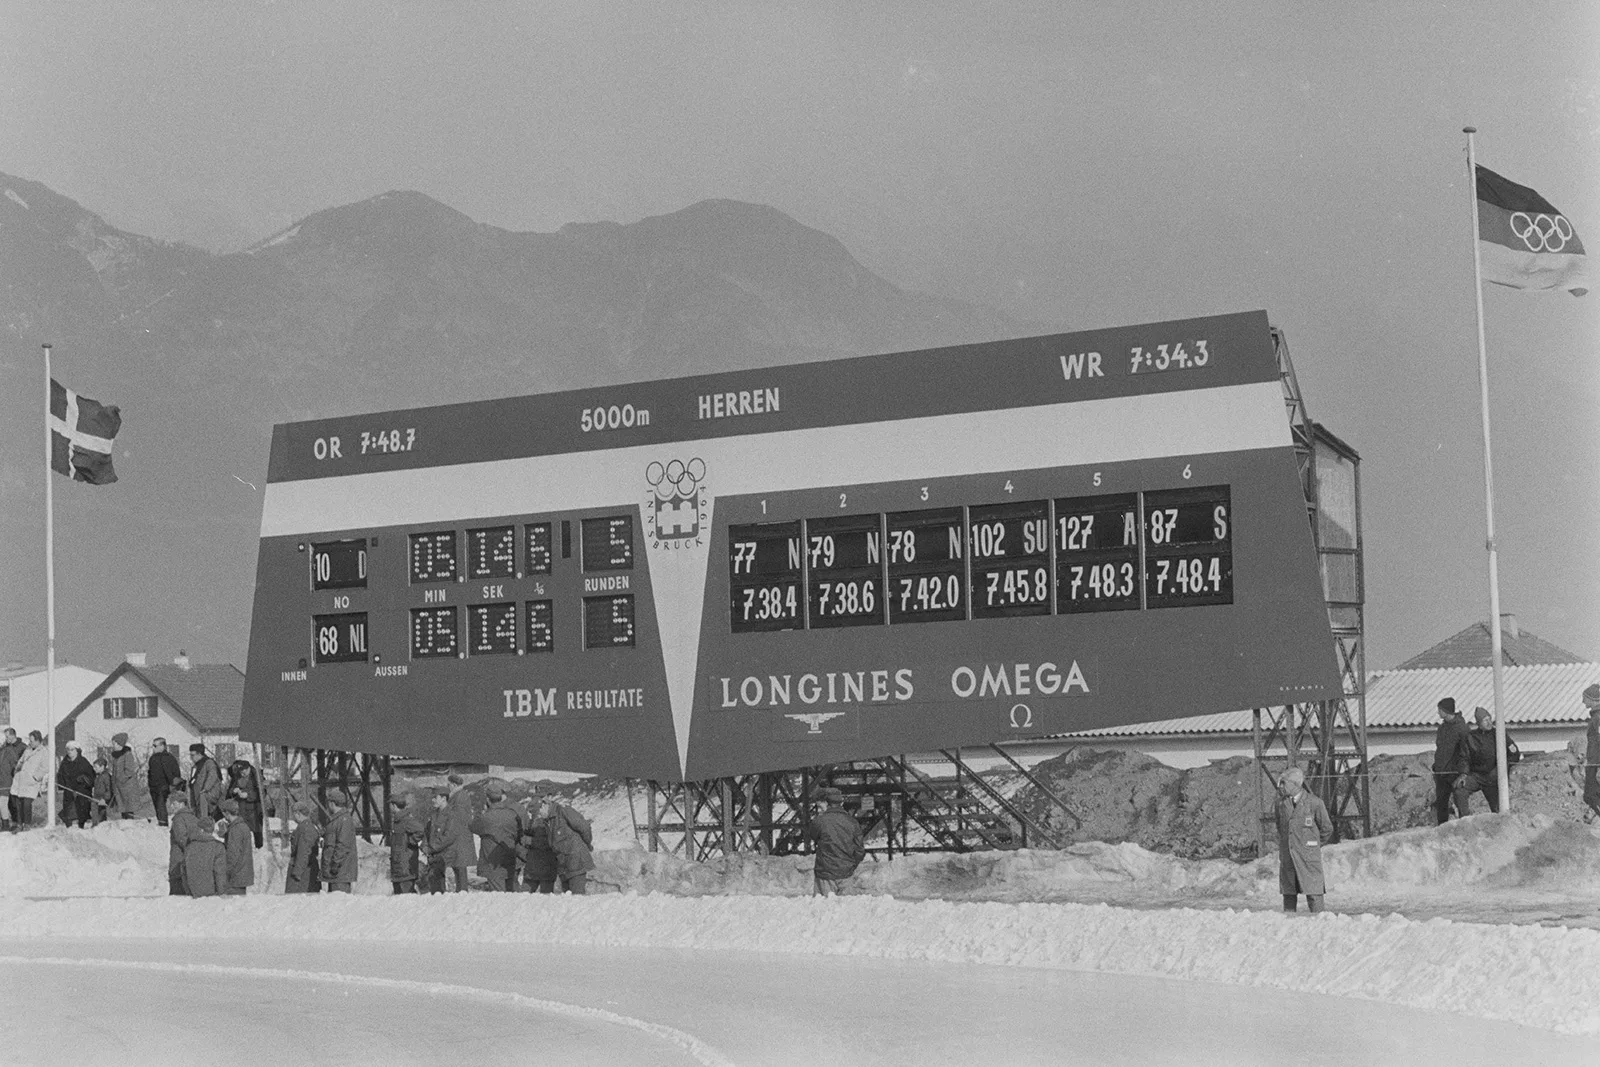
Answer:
[3,0,1598,669]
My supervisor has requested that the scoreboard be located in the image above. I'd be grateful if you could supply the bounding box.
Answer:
[240,310,1340,781]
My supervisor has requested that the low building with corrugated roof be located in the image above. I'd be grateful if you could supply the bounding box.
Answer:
[1006,617,1597,769]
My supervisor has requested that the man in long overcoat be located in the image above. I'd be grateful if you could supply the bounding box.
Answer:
[285,801,323,894]
[387,794,424,894]
[1432,697,1471,824]
[146,737,182,827]
[320,793,359,892]
[220,800,254,895]
[108,733,141,819]
[468,782,523,891]
[1582,684,1600,821]
[187,743,223,822]
[0,727,25,830]
[1275,767,1334,913]
[226,757,265,848]
[422,788,468,892]
[165,793,202,894]
[57,742,96,828]
[534,792,594,895]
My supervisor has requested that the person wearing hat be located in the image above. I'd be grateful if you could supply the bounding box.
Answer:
[108,732,141,820]
[518,795,561,894]
[187,743,223,823]
[1463,707,1521,814]
[1274,767,1333,913]
[469,781,524,892]
[181,800,228,898]
[320,793,359,893]
[1582,683,1600,821]
[225,756,265,848]
[220,799,254,895]
[387,793,425,895]
[0,726,25,831]
[285,800,323,894]
[530,791,594,895]
[803,787,865,896]
[56,741,96,828]
[422,787,468,892]
[1431,697,1471,824]
[146,737,182,828]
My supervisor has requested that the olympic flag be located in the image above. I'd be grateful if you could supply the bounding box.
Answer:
[1474,164,1589,296]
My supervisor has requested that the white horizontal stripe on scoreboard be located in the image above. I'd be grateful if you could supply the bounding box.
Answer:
[261,381,1289,537]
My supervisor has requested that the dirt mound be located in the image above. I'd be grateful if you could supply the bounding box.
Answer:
[1014,747,1594,860]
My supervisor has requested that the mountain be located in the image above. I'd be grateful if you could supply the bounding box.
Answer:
[0,174,1042,671]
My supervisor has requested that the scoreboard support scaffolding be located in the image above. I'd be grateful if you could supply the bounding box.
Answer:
[273,746,392,845]
[1251,328,1370,846]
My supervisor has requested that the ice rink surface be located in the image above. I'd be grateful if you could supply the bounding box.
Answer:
[3,937,1592,1067]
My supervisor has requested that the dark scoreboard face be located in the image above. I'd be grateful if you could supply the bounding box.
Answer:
[242,310,1341,781]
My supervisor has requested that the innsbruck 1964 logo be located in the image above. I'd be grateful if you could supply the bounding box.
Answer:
[644,458,708,549]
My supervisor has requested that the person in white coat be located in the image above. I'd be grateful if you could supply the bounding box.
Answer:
[9,731,51,831]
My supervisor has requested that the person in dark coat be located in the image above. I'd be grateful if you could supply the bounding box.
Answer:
[534,792,594,895]
[518,801,561,894]
[187,743,223,822]
[320,793,359,892]
[57,742,96,828]
[165,793,201,894]
[803,787,865,896]
[1582,684,1600,821]
[0,727,25,831]
[92,758,112,825]
[226,757,265,848]
[8,732,50,829]
[108,733,141,820]
[285,801,323,894]
[445,773,478,879]
[1275,768,1334,913]
[387,794,424,895]
[220,800,254,895]
[468,782,523,891]
[1464,706,1519,814]
[184,817,228,898]
[1432,697,1471,824]
[146,737,182,827]
[422,788,468,892]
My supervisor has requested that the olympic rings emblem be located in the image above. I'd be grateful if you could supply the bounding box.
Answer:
[1509,212,1574,253]
[645,457,706,501]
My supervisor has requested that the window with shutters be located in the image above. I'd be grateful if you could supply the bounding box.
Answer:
[103,696,156,719]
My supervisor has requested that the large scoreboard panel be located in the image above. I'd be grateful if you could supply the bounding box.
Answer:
[241,310,1340,781]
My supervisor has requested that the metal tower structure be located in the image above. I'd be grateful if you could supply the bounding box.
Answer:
[1252,327,1370,844]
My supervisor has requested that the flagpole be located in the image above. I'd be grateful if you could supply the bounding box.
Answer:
[1464,127,1512,814]
[43,343,58,829]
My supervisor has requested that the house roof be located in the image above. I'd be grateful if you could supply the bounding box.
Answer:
[1064,662,1600,740]
[63,662,244,733]
[1395,621,1588,670]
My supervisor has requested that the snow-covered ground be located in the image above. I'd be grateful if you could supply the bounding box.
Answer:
[1,812,1596,1064]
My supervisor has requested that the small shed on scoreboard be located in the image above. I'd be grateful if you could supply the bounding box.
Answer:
[57,654,248,768]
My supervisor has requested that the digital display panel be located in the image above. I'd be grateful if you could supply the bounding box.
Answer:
[886,508,965,624]
[410,606,459,658]
[312,612,368,664]
[584,594,636,648]
[729,521,803,633]
[466,526,516,580]
[969,501,1051,619]
[310,540,367,590]
[525,600,554,653]
[1056,493,1140,613]
[409,531,458,584]
[806,514,884,628]
[525,523,553,575]
[468,602,518,655]
[1144,485,1233,608]
[581,515,634,572]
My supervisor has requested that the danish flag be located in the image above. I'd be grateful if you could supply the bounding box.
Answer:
[49,379,122,485]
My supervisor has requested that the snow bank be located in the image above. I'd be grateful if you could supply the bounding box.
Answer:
[2,892,1597,1035]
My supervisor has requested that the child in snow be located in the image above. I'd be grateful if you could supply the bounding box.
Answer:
[92,758,112,825]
